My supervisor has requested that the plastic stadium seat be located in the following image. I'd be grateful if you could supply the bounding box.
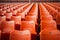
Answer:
[40,12,49,16]
[11,16,21,25]
[12,10,17,16]
[10,30,31,40]
[0,10,6,15]
[25,15,37,24]
[1,21,15,40]
[5,12,12,20]
[41,15,53,21]
[41,20,57,30]
[11,16,21,30]
[10,8,14,12]
[6,9,11,12]
[17,12,26,19]
[1,21,15,33]
[0,16,6,22]
[20,21,37,34]
[40,29,60,40]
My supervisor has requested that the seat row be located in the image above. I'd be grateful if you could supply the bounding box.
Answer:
[39,3,60,40]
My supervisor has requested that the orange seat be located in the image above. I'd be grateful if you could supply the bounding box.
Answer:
[5,12,12,19]
[17,12,25,19]
[41,20,57,30]
[40,29,60,40]
[11,16,21,25]
[40,10,50,16]
[0,16,6,22]
[12,10,17,15]
[1,21,15,33]
[41,15,53,21]
[1,21,15,40]
[0,10,6,15]
[20,21,37,34]
[10,8,14,12]
[10,30,31,40]
[6,9,11,12]
[11,16,21,30]
[25,15,37,24]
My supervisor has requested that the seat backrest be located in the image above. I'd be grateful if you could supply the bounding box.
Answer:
[10,30,31,40]
[11,16,21,25]
[1,21,15,33]
[20,21,37,34]
[41,20,57,30]
[40,29,60,40]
